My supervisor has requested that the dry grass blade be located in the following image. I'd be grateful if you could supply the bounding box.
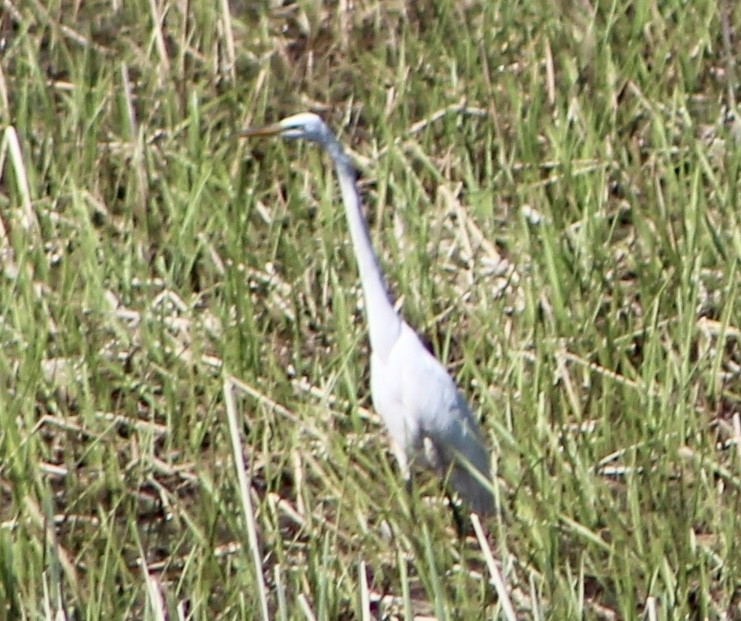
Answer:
[358,560,371,621]
[1,126,39,235]
[141,557,167,621]
[471,513,516,621]
[223,377,270,621]
[297,594,318,621]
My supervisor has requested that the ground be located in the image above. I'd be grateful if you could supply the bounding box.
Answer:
[1,0,740,619]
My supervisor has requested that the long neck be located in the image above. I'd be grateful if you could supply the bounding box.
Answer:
[325,138,401,360]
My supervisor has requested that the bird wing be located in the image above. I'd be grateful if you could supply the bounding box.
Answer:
[394,323,494,514]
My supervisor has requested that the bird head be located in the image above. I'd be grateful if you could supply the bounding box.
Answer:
[239,112,329,144]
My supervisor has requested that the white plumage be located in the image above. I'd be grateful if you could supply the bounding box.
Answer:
[242,112,494,514]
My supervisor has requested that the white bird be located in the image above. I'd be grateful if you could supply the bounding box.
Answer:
[241,112,494,514]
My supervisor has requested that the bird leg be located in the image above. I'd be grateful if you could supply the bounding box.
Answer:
[445,488,468,537]
[387,440,416,519]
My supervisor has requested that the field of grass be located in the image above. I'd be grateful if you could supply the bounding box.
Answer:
[1,0,740,618]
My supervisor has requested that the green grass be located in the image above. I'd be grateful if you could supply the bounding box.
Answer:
[1,0,740,618]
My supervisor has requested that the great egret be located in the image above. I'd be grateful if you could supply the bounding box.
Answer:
[241,112,494,514]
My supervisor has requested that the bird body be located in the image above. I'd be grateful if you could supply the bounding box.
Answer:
[372,322,493,513]
[242,112,494,514]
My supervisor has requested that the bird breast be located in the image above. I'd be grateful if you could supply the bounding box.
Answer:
[370,322,462,453]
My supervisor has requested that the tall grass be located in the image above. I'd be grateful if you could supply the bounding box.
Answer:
[1,0,739,618]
